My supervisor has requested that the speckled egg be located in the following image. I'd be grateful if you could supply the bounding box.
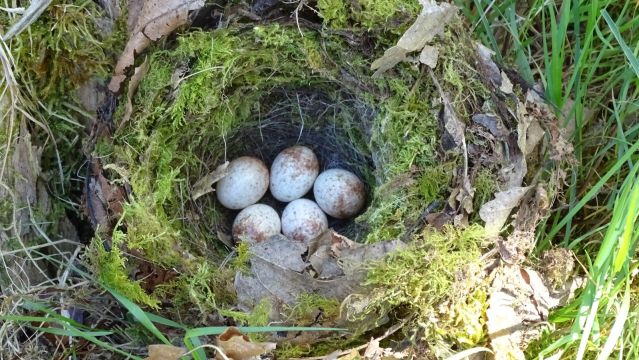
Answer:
[313,169,366,219]
[281,199,328,242]
[270,146,319,202]
[216,156,269,210]
[232,204,281,242]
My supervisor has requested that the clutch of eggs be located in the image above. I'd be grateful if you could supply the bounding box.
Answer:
[218,145,366,243]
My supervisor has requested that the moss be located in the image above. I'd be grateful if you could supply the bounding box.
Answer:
[121,201,183,268]
[153,263,237,316]
[418,164,455,203]
[6,0,110,99]
[317,0,349,28]
[284,293,341,324]
[220,298,272,327]
[473,168,499,211]
[87,230,160,309]
[359,225,486,343]
[231,241,251,273]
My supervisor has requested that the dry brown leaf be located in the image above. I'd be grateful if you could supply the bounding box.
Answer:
[191,161,230,200]
[216,327,276,360]
[371,1,456,76]
[479,186,533,236]
[108,0,204,92]
[144,344,186,360]
[120,56,150,129]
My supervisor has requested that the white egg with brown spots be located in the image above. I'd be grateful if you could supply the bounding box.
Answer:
[313,169,366,219]
[216,156,269,210]
[270,145,319,202]
[232,204,281,242]
[281,199,328,242]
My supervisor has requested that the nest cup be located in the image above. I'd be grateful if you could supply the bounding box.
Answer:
[194,87,377,241]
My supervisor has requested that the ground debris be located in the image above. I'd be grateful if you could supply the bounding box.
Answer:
[109,0,204,92]
[371,0,456,76]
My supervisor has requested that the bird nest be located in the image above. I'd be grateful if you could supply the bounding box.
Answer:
[83,4,570,357]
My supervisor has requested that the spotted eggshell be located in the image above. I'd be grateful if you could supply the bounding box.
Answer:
[216,156,269,210]
[270,145,319,202]
[313,169,366,219]
[232,204,281,242]
[281,199,328,242]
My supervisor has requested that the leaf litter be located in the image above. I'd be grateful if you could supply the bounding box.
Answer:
[108,0,204,92]
[235,231,404,328]
[370,0,457,76]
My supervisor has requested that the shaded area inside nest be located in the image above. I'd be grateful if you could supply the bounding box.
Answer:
[197,87,378,241]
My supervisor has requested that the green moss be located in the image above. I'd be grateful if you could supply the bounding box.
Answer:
[7,1,110,99]
[87,231,160,309]
[153,263,237,316]
[121,201,183,268]
[231,241,251,273]
[284,293,341,324]
[473,168,499,211]
[220,298,272,327]
[360,225,486,344]
[419,164,455,203]
[317,0,349,28]
[354,0,421,32]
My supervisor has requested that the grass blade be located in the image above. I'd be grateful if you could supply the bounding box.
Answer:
[106,287,171,345]
[601,10,639,77]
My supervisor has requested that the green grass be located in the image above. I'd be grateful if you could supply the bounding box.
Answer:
[456,0,639,358]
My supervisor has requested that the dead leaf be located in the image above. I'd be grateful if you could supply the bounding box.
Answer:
[216,327,276,360]
[479,186,533,236]
[487,265,577,359]
[144,344,186,360]
[191,161,230,200]
[108,0,204,92]
[120,56,150,130]
[475,42,501,87]
[84,157,127,234]
[419,45,439,68]
[472,113,508,139]
[371,1,457,76]
[499,71,513,94]
[234,232,404,326]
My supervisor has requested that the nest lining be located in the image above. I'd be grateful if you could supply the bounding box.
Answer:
[195,87,378,241]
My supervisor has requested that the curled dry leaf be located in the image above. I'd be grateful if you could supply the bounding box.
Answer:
[487,265,580,360]
[144,344,186,360]
[216,327,276,360]
[499,71,513,94]
[479,186,533,236]
[371,1,456,76]
[191,161,230,200]
[120,56,150,130]
[419,45,439,68]
[108,0,204,92]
